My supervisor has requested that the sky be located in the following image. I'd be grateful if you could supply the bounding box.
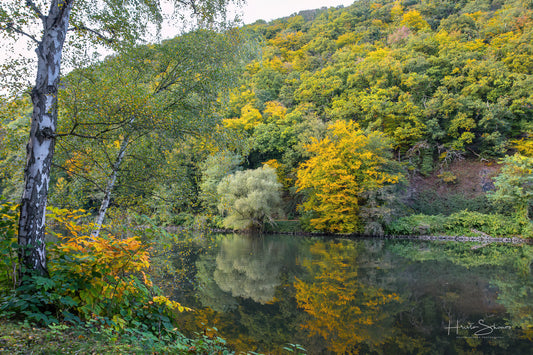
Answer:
[238,0,355,24]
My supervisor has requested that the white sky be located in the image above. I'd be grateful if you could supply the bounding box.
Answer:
[238,0,355,24]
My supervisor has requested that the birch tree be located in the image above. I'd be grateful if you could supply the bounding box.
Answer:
[0,0,241,276]
[57,29,243,237]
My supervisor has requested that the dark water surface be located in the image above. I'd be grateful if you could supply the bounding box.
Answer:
[164,234,532,354]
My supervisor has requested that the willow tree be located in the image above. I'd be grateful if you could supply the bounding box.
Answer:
[0,0,241,276]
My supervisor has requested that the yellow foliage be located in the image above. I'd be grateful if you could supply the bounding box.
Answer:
[401,10,431,32]
[223,103,263,132]
[296,120,402,233]
[263,101,287,123]
[391,1,404,21]
[294,242,401,353]
[153,295,191,312]
[44,208,184,323]
[46,206,92,238]
[513,133,533,157]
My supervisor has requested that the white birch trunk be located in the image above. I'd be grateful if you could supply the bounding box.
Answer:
[18,0,73,276]
[91,135,131,238]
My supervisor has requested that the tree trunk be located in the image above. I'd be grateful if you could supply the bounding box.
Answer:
[18,0,73,277]
[91,135,131,238]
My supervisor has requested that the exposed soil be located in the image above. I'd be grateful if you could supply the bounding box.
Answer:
[408,159,501,199]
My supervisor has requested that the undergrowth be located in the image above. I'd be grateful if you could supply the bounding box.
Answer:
[0,198,234,354]
[386,210,532,238]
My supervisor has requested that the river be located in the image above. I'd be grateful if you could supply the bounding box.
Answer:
[155,233,533,354]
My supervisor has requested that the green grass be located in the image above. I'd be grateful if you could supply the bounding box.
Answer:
[0,319,234,354]
[0,321,138,354]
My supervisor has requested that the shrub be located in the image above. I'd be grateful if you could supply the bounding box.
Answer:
[386,211,528,237]
[1,207,189,336]
[385,214,448,235]
[445,210,525,237]
[0,198,18,291]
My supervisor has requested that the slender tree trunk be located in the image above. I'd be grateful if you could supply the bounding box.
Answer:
[91,135,131,238]
[18,0,73,277]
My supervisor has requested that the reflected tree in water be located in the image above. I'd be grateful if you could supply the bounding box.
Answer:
[213,235,290,303]
[294,241,403,354]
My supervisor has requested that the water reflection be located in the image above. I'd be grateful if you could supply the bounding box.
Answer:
[213,235,288,304]
[294,241,403,354]
[169,234,533,354]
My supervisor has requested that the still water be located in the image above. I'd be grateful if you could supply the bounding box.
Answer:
[162,234,532,354]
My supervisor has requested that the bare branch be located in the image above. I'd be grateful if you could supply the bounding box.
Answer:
[1,22,40,44]
[25,0,46,22]
[68,24,115,44]
[177,0,198,14]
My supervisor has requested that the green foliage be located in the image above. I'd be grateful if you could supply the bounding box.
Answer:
[489,153,533,222]
[386,214,449,235]
[217,165,283,231]
[51,28,246,219]
[0,198,18,290]
[0,319,234,354]
[199,151,243,213]
[264,220,303,234]
[0,98,30,200]
[386,210,528,237]
[408,190,493,216]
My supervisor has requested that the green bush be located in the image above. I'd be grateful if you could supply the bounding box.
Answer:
[444,211,522,237]
[0,198,18,292]
[386,214,448,235]
[386,211,529,237]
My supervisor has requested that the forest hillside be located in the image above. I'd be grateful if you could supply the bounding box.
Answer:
[1,0,532,236]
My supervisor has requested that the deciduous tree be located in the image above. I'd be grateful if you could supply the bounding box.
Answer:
[296,120,403,233]
[217,165,283,231]
[0,0,240,275]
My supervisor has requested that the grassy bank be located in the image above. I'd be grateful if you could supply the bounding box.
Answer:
[0,320,232,354]
[0,321,144,354]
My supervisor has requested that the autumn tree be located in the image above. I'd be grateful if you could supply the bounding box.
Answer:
[217,165,283,231]
[0,0,240,275]
[56,29,244,237]
[296,120,403,234]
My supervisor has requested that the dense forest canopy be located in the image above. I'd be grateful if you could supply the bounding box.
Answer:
[1,0,532,235]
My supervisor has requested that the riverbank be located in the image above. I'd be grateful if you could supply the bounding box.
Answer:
[0,320,231,354]
[0,321,134,354]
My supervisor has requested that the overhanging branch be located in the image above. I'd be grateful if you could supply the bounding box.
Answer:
[1,22,40,44]
[68,24,115,44]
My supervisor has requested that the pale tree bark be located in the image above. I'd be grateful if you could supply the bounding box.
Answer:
[18,0,73,277]
[91,134,131,238]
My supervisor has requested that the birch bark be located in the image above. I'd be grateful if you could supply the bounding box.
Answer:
[18,0,73,276]
[91,134,131,238]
